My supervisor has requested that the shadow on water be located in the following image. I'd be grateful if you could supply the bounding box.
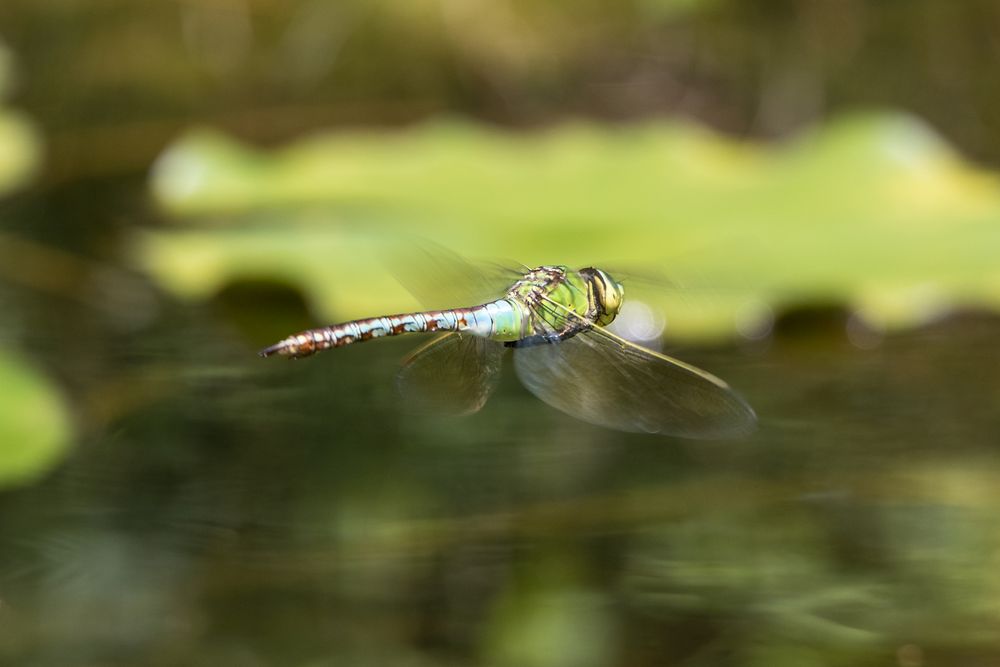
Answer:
[1,288,999,664]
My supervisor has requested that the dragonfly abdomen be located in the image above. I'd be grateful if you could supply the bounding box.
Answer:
[259,300,521,359]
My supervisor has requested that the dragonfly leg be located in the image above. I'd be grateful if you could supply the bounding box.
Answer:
[505,325,589,349]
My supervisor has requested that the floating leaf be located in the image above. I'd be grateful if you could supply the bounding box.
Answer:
[0,350,72,488]
[0,41,41,196]
[141,113,1000,341]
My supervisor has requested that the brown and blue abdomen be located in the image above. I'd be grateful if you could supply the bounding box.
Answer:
[260,299,523,358]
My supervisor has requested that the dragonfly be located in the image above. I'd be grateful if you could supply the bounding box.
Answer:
[260,262,756,438]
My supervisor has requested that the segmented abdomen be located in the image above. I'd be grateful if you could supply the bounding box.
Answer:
[259,301,518,359]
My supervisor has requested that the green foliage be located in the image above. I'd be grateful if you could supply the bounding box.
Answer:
[0,40,62,487]
[0,42,40,197]
[0,350,72,488]
[142,112,1000,340]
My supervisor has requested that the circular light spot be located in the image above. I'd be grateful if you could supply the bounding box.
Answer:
[896,644,923,667]
[846,312,884,350]
[734,300,775,340]
[151,147,208,202]
[609,300,666,345]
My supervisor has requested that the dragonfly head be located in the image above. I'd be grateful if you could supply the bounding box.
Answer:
[582,268,625,326]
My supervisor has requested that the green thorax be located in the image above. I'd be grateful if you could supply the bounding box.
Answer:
[502,265,604,341]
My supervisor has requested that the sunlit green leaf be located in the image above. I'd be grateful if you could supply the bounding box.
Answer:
[0,41,41,196]
[0,112,40,196]
[142,113,1000,341]
[0,350,72,488]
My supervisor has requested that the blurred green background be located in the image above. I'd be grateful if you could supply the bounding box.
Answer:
[1,1,1000,665]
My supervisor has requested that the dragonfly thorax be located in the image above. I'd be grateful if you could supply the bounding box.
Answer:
[504,265,625,340]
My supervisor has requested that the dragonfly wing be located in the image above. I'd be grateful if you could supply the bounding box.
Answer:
[397,333,505,416]
[513,296,756,438]
[384,239,523,310]
[514,332,756,437]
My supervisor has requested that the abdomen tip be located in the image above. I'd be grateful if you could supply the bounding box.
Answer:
[258,342,286,357]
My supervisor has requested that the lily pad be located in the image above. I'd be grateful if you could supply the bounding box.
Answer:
[0,350,72,488]
[0,41,41,197]
[0,110,41,196]
[141,113,1000,341]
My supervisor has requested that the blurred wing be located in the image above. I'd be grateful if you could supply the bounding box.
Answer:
[397,333,505,416]
[513,297,756,438]
[384,239,523,310]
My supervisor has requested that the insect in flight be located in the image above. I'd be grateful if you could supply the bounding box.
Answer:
[260,262,756,438]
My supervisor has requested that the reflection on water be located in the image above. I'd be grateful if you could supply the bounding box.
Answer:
[1,307,999,665]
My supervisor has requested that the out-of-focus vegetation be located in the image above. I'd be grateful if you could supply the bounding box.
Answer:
[1,1,1000,665]
[0,41,39,195]
[0,39,67,488]
[3,0,1000,181]
[143,112,1000,340]
[0,349,71,488]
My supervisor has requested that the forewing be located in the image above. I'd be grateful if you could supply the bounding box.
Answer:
[396,333,505,416]
[514,296,756,438]
[384,239,522,310]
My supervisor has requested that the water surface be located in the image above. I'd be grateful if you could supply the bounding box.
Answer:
[1,304,998,666]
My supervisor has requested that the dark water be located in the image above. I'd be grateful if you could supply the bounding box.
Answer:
[1,290,999,665]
